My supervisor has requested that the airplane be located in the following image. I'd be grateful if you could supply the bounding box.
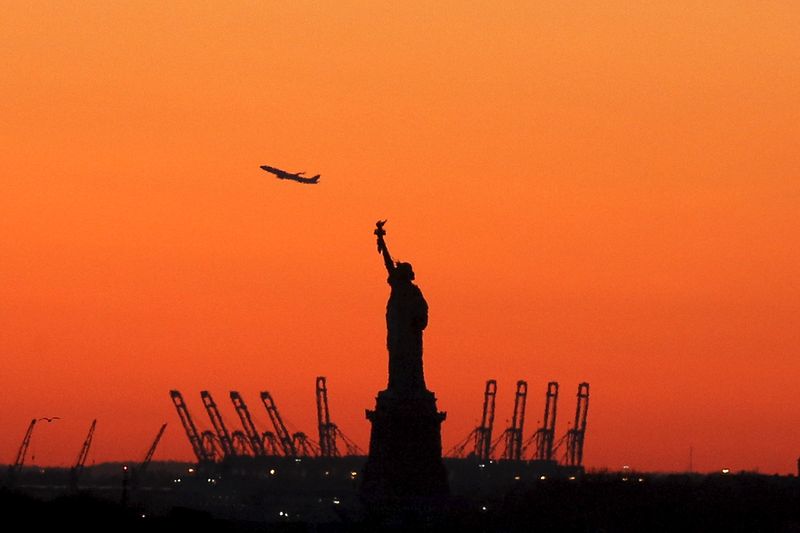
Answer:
[260,165,320,184]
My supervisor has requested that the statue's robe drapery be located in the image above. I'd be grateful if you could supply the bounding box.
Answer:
[386,279,428,393]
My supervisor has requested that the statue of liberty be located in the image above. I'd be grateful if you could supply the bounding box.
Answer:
[362,220,449,513]
[374,220,428,394]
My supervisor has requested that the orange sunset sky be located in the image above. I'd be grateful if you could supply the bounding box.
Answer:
[2,2,798,473]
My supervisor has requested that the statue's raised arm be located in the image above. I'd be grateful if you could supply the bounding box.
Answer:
[375,220,395,275]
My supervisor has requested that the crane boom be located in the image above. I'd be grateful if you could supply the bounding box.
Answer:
[142,423,167,468]
[169,390,212,462]
[566,382,590,467]
[131,423,167,489]
[74,419,97,469]
[447,380,496,460]
[474,379,497,462]
[501,380,528,461]
[70,419,96,491]
[201,390,237,458]
[230,391,266,456]
[6,418,36,486]
[316,377,339,457]
[260,391,297,457]
[13,418,37,468]
[534,382,559,461]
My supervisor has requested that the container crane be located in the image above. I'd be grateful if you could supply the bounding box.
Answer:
[230,391,267,456]
[260,391,297,457]
[475,380,497,462]
[6,418,36,486]
[169,390,213,463]
[140,423,167,473]
[529,382,559,461]
[316,377,339,458]
[565,382,590,467]
[314,377,363,456]
[131,423,167,488]
[200,391,237,458]
[497,380,528,461]
[446,380,497,460]
[70,419,96,491]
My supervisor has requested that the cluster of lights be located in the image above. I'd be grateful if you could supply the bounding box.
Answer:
[206,477,217,484]
[722,468,730,474]
[332,498,341,505]
[278,511,288,518]
[539,475,547,481]
[173,478,182,483]
[350,471,358,479]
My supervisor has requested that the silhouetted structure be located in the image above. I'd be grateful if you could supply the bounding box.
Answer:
[475,380,499,462]
[498,380,528,461]
[316,376,340,457]
[6,418,36,487]
[260,391,298,457]
[566,382,590,467]
[131,422,167,490]
[361,221,449,516]
[230,392,267,456]
[170,390,213,463]
[141,423,167,469]
[533,382,559,461]
[201,391,237,458]
[447,379,497,461]
[69,419,96,491]
[200,429,223,460]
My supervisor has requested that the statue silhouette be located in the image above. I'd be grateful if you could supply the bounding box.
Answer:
[375,221,428,394]
[362,221,449,516]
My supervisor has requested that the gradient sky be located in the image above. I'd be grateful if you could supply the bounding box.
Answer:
[2,2,798,473]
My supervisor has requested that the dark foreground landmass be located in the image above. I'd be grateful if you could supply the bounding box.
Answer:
[3,464,799,532]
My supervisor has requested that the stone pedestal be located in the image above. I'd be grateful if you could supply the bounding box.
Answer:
[360,389,449,514]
